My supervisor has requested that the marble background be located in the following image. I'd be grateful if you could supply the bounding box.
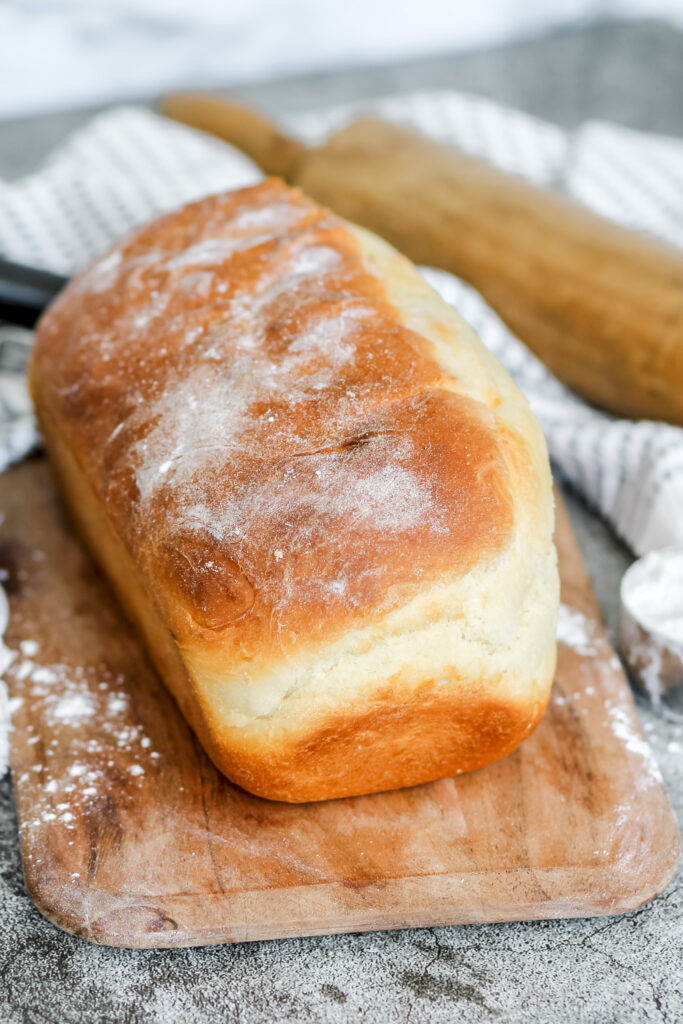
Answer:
[1,0,683,118]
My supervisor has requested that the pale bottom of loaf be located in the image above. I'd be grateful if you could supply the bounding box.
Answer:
[35,400,557,803]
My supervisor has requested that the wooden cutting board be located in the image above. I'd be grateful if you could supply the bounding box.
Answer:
[1,459,679,948]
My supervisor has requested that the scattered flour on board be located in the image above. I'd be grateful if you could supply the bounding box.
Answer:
[555,603,664,784]
[605,700,664,784]
[556,603,602,656]
[0,606,162,836]
[50,692,96,722]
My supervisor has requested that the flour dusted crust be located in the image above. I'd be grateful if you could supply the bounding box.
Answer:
[30,179,558,802]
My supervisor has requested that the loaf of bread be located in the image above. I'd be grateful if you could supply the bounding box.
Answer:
[30,179,558,802]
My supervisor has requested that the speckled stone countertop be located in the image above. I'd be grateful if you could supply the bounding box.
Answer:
[1,18,682,1024]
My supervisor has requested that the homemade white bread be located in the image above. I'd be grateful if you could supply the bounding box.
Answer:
[30,179,558,802]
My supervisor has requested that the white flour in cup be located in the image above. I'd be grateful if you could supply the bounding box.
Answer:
[621,548,683,643]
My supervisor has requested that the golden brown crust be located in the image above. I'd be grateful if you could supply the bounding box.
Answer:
[205,685,552,804]
[30,179,558,802]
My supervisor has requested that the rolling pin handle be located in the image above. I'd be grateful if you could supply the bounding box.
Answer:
[161,93,307,181]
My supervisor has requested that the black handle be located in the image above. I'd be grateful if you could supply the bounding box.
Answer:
[0,259,69,328]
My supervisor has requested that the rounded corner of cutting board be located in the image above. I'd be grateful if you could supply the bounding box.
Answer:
[624,829,680,914]
[585,809,680,918]
[21,862,95,946]
[24,883,187,949]
[20,855,186,949]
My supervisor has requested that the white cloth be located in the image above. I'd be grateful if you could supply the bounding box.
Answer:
[2,92,683,772]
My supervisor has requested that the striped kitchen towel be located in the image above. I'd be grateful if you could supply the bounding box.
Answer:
[2,93,683,559]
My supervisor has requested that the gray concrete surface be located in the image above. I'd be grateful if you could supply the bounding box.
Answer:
[1,17,682,1024]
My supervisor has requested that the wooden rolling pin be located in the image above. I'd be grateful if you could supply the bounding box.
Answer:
[163,93,683,426]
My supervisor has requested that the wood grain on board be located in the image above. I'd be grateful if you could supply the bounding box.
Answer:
[1,459,679,948]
